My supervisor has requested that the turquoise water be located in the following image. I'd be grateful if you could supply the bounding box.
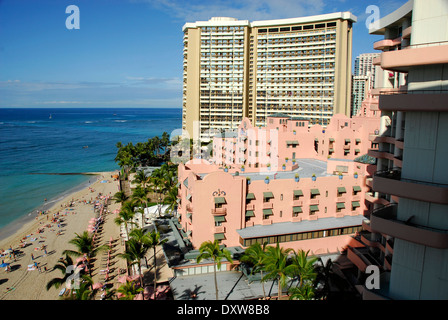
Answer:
[0,108,181,231]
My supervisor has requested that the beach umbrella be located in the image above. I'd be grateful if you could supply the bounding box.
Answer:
[76,257,85,264]
[0,262,9,268]
[134,293,144,300]
[93,282,103,290]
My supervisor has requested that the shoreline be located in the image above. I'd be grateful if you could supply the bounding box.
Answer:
[0,173,103,244]
[0,170,122,300]
[0,171,116,250]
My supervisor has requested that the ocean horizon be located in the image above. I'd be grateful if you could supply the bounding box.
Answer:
[0,107,182,236]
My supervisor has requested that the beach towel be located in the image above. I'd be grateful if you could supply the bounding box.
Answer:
[27,264,36,271]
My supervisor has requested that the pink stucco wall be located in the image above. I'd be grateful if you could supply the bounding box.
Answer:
[176,111,379,254]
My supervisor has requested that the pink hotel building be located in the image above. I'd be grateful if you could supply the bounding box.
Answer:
[176,98,381,255]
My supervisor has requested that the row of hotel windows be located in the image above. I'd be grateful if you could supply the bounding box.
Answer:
[258,63,335,71]
[257,33,336,45]
[239,225,362,247]
[257,22,337,34]
[257,49,335,57]
[201,52,244,58]
[201,39,244,45]
[201,26,245,33]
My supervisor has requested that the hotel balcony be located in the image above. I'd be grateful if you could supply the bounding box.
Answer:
[402,26,411,39]
[370,204,448,249]
[378,91,448,112]
[211,207,227,215]
[365,192,390,206]
[347,246,382,273]
[379,43,448,72]
[373,37,401,50]
[367,149,395,161]
[372,56,381,66]
[373,169,448,204]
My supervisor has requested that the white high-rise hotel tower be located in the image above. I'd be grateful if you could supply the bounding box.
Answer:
[182,13,356,140]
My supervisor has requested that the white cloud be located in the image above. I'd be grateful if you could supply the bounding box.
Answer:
[140,0,326,22]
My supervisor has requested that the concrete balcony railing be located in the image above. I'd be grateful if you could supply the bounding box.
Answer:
[379,42,448,72]
[370,204,448,249]
[291,200,303,206]
[211,207,227,215]
[263,202,273,209]
[378,91,448,112]
[402,26,411,39]
[368,149,395,161]
[214,226,226,233]
[373,37,401,50]
[373,169,448,204]
[372,56,381,66]
[347,246,381,273]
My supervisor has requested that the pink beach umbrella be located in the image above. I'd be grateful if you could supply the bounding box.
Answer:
[116,275,128,283]
[134,293,144,300]
[76,257,85,264]
[93,282,103,290]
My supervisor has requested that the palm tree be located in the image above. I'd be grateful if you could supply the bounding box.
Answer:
[196,240,233,300]
[111,191,128,205]
[262,242,295,300]
[240,242,268,299]
[132,186,149,224]
[133,170,151,190]
[288,283,315,300]
[117,280,144,300]
[146,230,168,299]
[62,231,109,277]
[163,185,178,216]
[61,275,97,300]
[119,236,151,288]
[114,202,136,240]
[46,254,75,291]
[290,249,318,289]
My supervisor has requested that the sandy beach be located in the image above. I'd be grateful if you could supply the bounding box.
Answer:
[0,171,125,300]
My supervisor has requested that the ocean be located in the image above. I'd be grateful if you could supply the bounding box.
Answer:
[0,107,182,236]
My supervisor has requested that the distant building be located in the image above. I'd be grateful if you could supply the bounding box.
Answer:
[351,53,380,116]
[182,13,357,141]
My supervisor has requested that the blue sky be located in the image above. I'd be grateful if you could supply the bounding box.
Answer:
[0,0,407,108]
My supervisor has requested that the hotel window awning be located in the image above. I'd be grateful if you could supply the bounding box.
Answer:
[310,189,320,195]
[186,194,192,201]
[309,205,319,212]
[286,140,299,145]
[356,138,361,143]
[329,148,334,152]
[293,190,303,196]
[352,201,360,208]
[345,139,351,143]
[214,216,226,222]
[329,138,335,142]
[337,187,346,193]
[355,149,360,153]
[263,192,274,199]
[214,197,226,204]
[245,210,255,217]
[263,209,273,216]
[353,186,362,192]
[336,202,345,209]
[246,193,255,200]
[214,233,225,240]
[293,206,302,213]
